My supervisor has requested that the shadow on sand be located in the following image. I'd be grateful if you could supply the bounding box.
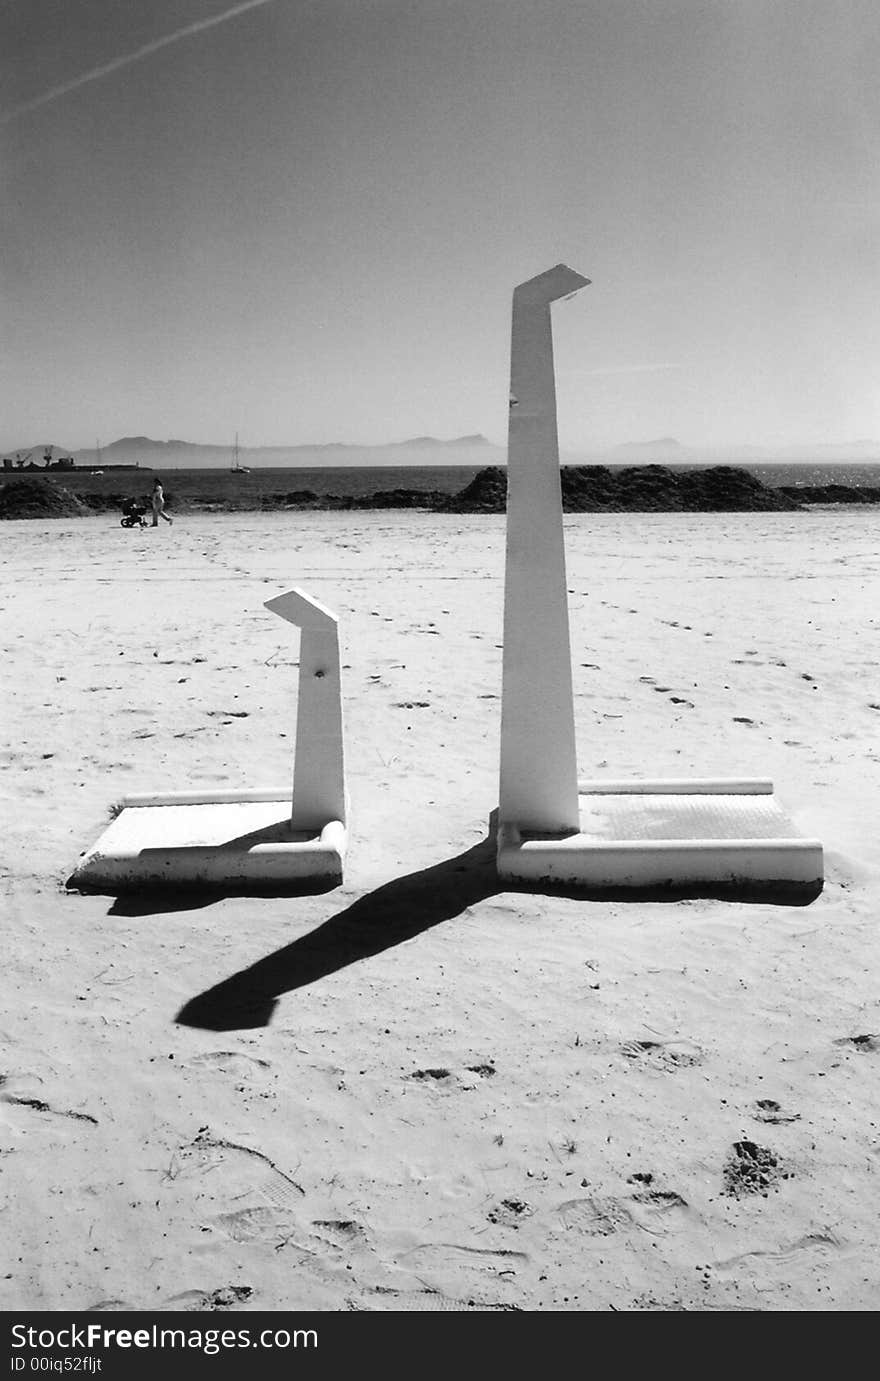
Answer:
[102,876,339,917]
[64,875,340,916]
[175,833,500,1031]
[175,817,822,1031]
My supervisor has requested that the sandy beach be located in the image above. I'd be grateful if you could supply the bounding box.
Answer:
[2,507,879,1312]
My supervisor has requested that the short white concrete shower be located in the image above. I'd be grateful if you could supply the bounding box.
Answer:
[69,587,347,889]
[496,264,824,893]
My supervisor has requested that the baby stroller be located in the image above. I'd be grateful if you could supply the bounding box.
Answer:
[120,497,147,528]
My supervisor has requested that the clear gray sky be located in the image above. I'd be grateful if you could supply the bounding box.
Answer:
[2,0,877,452]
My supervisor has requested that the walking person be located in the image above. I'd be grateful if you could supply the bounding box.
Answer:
[151,477,173,526]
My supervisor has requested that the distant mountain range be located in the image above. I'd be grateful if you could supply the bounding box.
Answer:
[5,432,879,470]
[606,437,880,463]
[62,434,500,470]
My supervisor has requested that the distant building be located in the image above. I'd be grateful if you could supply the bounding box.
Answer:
[1,452,75,471]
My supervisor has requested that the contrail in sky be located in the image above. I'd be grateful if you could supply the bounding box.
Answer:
[1,0,280,125]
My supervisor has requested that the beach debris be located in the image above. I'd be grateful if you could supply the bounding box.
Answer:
[722,1140,784,1196]
[0,475,90,519]
[487,1197,534,1226]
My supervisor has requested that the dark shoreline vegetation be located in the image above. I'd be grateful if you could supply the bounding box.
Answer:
[2,464,880,520]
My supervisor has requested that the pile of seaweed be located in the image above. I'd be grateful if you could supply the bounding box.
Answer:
[4,465,879,519]
[0,475,91,519]
[442,466,508,512]
[441,464,803,513]
[264,468,880,512]
[268,487,448,511]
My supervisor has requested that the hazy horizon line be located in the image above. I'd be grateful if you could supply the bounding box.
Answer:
[4,433,879,459]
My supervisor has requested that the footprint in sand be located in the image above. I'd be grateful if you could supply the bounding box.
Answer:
[626,1184,692,1234]
[556,1195,631,1236]
[184,1051,271,1076]
[394,1242,527,1301]
[620,1038,704,1069]
[161,1286,254,1312]
[752,1098,800,1125]
[410,1067,454,1084]
[359,1289,518,1312]
[1,1091,98,1126]
[409,1064,496,1088]
[833,1033,880,1053]
[712,1231,844,1275]
[168,1129,304,1217]
[214,1206,302,1247]
[311,1219,370,1250]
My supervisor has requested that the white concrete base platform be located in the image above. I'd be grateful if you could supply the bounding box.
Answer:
[496,778,823,893]
[69,789,346,891]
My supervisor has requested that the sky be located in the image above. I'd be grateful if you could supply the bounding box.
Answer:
[1,0,878,454]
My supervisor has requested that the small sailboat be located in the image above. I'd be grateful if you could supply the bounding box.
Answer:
[230,433,250,473]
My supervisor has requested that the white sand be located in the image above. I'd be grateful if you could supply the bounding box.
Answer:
[1,508,878,1311]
